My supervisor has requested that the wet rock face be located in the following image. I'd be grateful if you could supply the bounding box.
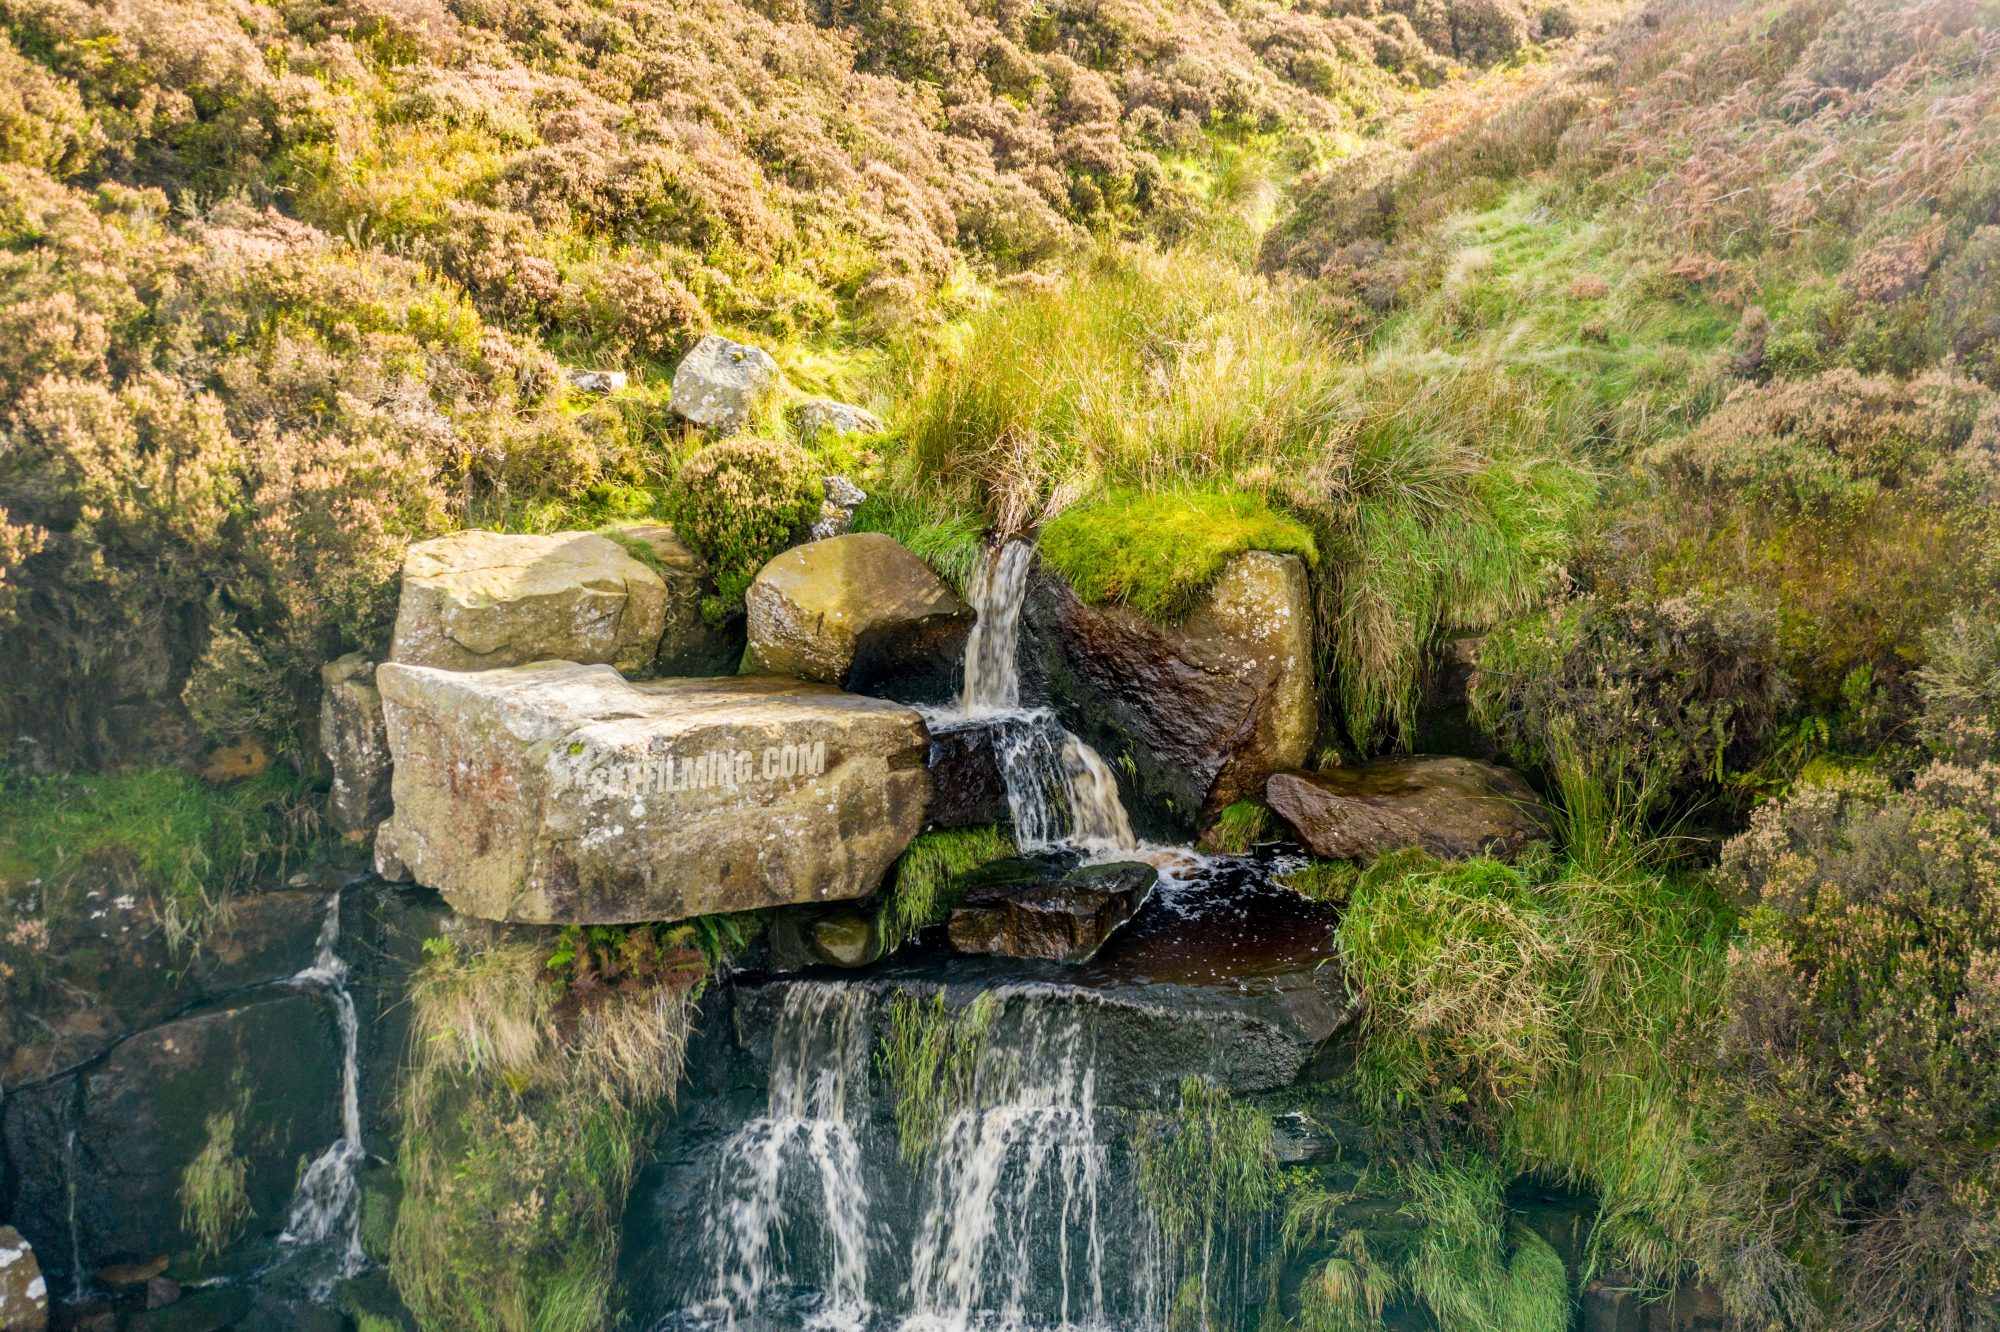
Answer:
[924,715,1011,829]
[947,861,1155,963]
[1024,552,1316,832]
[670,334,780,433]
[390,530,668,673]
[609,524,743,675]
[1266,756,1552,862]
[3,989,340,1292]
[320,652,392,838]
[745,533,973,703]
[0,1227,48,1332]
[376,661,932,924]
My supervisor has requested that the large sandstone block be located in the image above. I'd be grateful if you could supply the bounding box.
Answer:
[745,533,973,701]
[1266,756,1551,862]
[390,530,667,672]
[1024,551,1316,827]
[376,662,932,924]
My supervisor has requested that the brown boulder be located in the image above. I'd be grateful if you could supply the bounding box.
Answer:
[1266,756,1551,862]
[745,533,973,701]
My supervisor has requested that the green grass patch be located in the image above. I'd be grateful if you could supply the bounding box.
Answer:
[882,826,1015,945]
[0,767,317,947]
[876,990,998,1163]
[847,492,989,595]
[1039,489,1317,623]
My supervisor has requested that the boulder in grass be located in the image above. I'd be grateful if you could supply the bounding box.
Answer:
[390,530,667,673]
[794,398,884,443]
[745,533,973,702]
[1265,755,1552,863]
[375,661,932,924]
[670,334,781,433]
[810,475,868,540]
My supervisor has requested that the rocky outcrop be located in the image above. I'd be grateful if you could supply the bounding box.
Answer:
[745,533,973,702]
[670,334,780,432]
[390,530,668,673]
[924,715,1011,829]
[947,862,1154,962]
[609,524,742,675]
[1266,756,1551,862]
[1024,551,1316,830]
[810,475,867,540]
[793,398,884,443]
[0,1228,47,1332]
[375,661,932,924]
[321,652,392,837]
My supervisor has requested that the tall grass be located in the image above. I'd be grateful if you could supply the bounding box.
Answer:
[883,245,1594,746]
[876,990,999,1163]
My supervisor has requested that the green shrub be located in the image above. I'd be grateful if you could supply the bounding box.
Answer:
[1039,489,1317,623]
[1712,765,2000,1330]
[1916,609,2000,765]
[662,438,824,623]
[1472,590,1793,817]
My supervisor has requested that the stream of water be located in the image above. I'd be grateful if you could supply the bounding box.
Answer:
[277,890,368,1295]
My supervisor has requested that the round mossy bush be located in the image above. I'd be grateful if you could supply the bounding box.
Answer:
[664,439,825,623]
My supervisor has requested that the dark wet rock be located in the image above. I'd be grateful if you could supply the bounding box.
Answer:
[609,524,743,676]
[924,715,1010,829]
[0,1227,48,1332]
[1023,552,1315,834]
[1412,634,1499,759]
[144,1274,182,1309]
[94,1256,168,1290]
[2,989,340,1292]
[1266,756,1552,862]
[123,1286,253,1332]
[1580,1271,1729,1331]
[947,862,1154,963]
[745,533,973,703]
[377,662,932,924]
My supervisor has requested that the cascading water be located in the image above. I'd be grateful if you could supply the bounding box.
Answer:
[278,890,367,1294]
[941,543,1136,858]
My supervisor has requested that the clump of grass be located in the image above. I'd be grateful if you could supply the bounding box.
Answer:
[390,937,704,1331]
[875,990,999,1163]
[1278,859,1360,903]
[1397,1155,1569,1332]
[1201,801,1272,854]
[1039,490,1318,623]
[179,1107,252,1258]
[882,826,1015,946]
[1132,1076,1281,1327]
[0,767,317,950]
[847,492,988,594]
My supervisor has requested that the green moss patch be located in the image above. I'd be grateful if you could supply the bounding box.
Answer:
[1039,489,1317,623]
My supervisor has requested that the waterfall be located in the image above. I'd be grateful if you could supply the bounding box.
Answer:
[904,993,1114,1331]
[699,982,876,1327]
[946,543,1137,858]
[674,983,1152,1332]
[278,890,367,1294]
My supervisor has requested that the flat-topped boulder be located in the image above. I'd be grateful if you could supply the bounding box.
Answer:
[391,530,667,672]
[745,532,973,701]
[948,861,1155,963]
[375,661,932,924]
[1266,756,1552,862]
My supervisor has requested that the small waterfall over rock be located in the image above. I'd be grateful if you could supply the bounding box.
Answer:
[941,543,1136,858]
[278,890,367,1294]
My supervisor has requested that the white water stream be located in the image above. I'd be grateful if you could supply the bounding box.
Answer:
[278,890,368,1294]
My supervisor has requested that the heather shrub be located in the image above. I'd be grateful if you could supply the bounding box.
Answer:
[663,439,823,623]
[1714,765,2000,1330]
[1472,591,1793,816]
[1916,610,2000,765]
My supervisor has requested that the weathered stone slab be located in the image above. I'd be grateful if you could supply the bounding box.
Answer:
[376,662,932,924]
[948,861,1155,963]
[320,652,391,837]
[1266,755,1551,862]
[390,530,667,672]
[746,533,973,701]
[1025,551,1316,827]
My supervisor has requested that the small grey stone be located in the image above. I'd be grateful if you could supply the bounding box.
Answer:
[795,397,885,442]
[670,334,781,433]
[564,368,628,394]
